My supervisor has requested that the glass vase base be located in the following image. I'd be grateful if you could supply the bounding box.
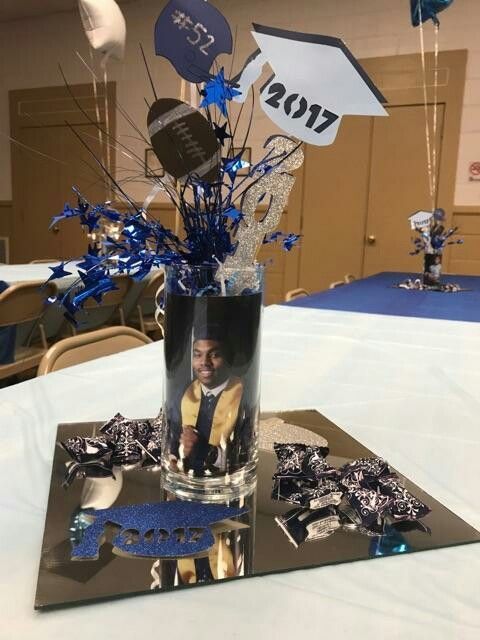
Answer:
[161,462,257,503]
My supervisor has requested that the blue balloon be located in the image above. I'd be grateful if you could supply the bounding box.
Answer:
[154,0,233,83]
[410,0,454,27]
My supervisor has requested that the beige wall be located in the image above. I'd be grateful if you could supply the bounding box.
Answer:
[0,0,479,207]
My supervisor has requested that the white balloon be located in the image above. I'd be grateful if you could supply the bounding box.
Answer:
[78,0,126,62]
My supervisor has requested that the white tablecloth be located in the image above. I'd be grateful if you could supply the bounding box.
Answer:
[0,262,80,290]
[0,263,82,339]
[1,305,479,639]
[0,263,157,338]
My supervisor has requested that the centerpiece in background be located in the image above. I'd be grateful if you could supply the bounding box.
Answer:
[400,1,463,292]
[400,208,464,291]
[46,0,386,499]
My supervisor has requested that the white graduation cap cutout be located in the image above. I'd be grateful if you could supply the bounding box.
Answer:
[409,210,433,230]
[233,24,387,146]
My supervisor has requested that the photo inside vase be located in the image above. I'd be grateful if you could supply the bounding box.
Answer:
[423,253,443,285]
[163,293,262,478]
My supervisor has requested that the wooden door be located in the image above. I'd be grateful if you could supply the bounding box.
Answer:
[10,83,116,263]
[298,116,374,293]
[363,103,445,275]
[296,50,466,293]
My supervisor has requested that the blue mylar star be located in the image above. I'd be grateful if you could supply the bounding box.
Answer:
[263,231,283,245]
[46,262,72,282]
[200,68,241,117]
[72,277,117,308]
[101,207,121,222]
[223,205,243,222]
[76,249,102,272]
[122,216,152,245]
[80,211,101,233]
[283,233,301,251]
[221,154,250,182]
[49,203,80,229]
[214,122,233,146]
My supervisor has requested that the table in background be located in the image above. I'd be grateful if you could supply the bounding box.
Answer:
[1,304,479,639]
[0,262,158,340]
[0,263,80,290]
[287,272,480,322]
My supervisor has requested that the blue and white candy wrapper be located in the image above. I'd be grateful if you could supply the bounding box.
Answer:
[60,413,164,488]
[272,445,431,544]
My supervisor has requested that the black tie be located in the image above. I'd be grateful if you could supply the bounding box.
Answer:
[205,392,215,406]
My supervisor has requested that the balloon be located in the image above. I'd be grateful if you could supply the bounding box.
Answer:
[410,0,454,27]
[154,0,233,83]
[78,0,126,61]
[147,98,220,183]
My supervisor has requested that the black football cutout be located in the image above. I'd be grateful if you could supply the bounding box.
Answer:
[147,98,221,183]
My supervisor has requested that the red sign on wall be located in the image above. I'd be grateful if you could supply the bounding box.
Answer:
[468,161,480,181]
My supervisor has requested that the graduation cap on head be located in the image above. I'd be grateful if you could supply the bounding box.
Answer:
[233,24,387,146]
[193,323,226,344]
[408,210,433,229]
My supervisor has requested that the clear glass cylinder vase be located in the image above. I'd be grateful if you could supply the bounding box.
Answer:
[161,263,263,502]
[423,252,442,286]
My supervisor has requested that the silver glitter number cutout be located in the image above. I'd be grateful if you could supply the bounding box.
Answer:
[222,135,304,291]
[171,12,216,56]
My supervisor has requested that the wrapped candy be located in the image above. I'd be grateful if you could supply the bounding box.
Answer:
[338,469,365,491]
[305,449,338,481]
[339,457,391,491]
[61,412,164,487]
[272,477,306,503]
[340,457,391,481]
[63,460,115,489]
[144,417,164,465]
[100,413,154,466]
[272,444,431,547]
[339,502,385,536]
[345,488,392,527]
[379,476,431,522]
[275,506,340,548]
[273,443,332,481]
[272,477,343,510]
[109,426,144,466]
[100,413,151,443]
[60,436,112,463]
[60,435,115,489]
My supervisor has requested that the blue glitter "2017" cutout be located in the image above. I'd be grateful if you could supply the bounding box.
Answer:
[72,501,247,560]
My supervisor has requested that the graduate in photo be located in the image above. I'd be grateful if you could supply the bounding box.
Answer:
[166,324,254,475]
